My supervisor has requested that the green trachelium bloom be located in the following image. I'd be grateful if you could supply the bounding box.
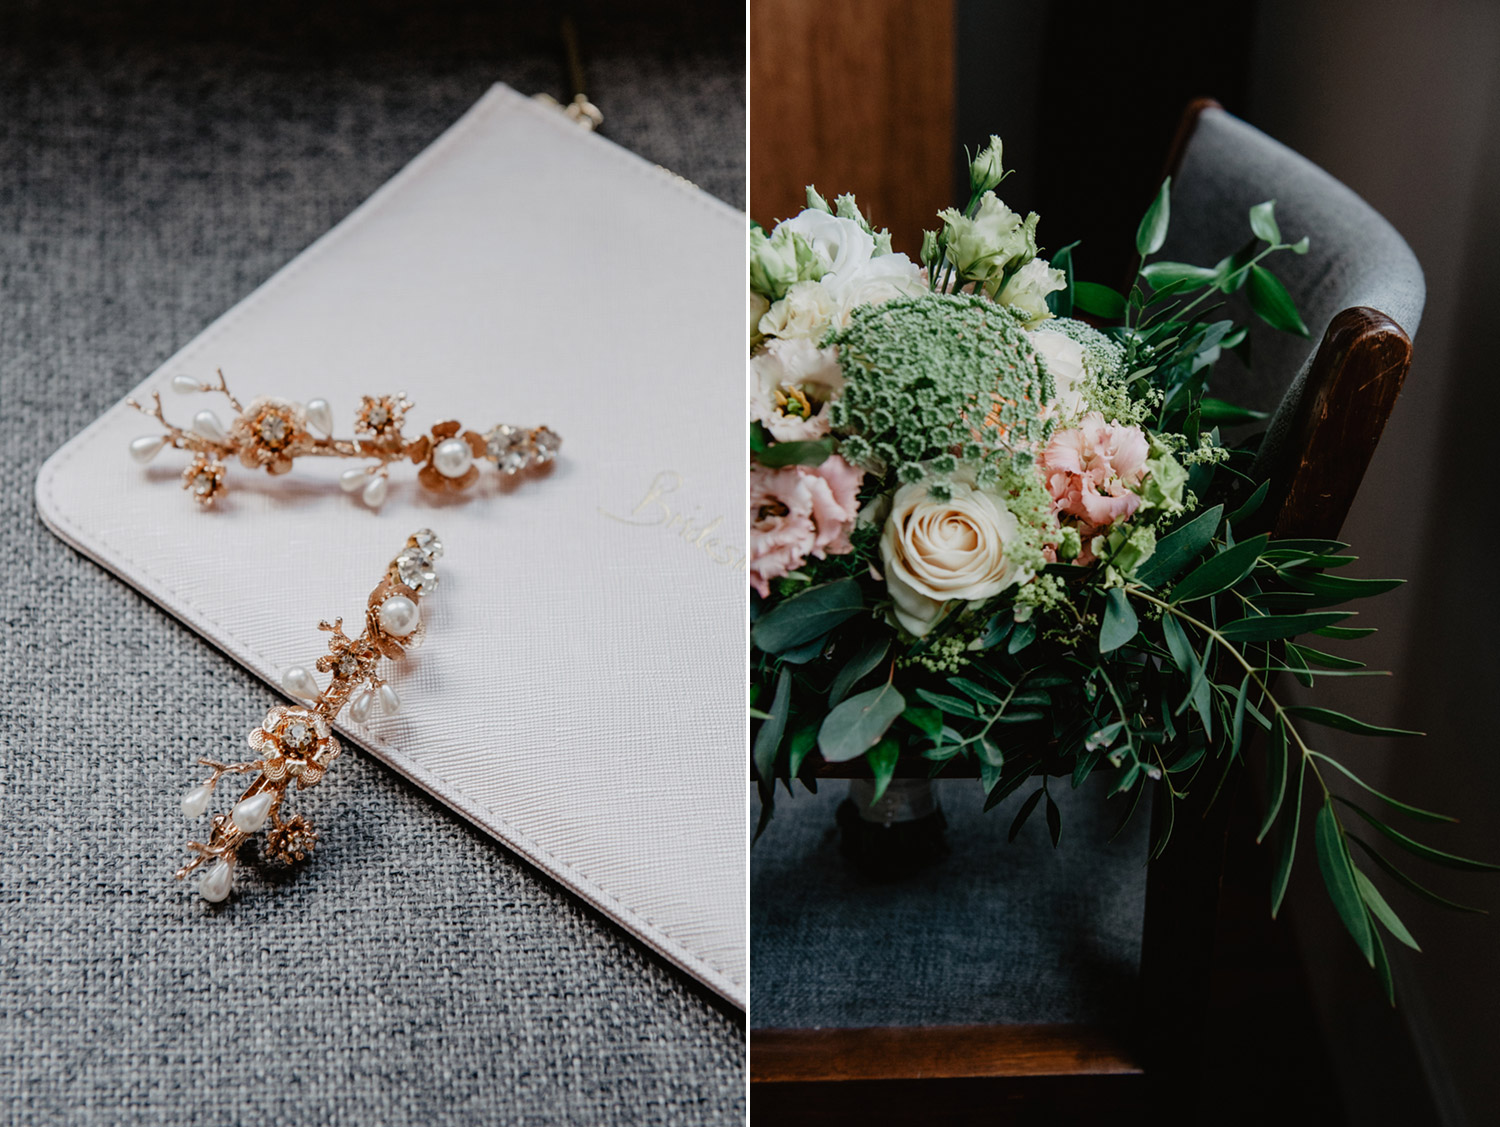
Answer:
[824,294,1055,489]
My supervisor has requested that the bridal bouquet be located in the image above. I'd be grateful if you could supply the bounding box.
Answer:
[748,137,1491,1000]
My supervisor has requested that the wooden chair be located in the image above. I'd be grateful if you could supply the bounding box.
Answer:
[750,100,1424,1125]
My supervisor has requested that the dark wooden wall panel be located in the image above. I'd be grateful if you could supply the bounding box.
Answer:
[749,0,955,255]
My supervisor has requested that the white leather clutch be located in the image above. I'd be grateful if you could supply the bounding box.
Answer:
[36,84,748,1007]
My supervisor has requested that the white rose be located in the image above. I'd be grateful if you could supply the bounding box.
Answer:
[759,280,838,341]
[1029,328,1088,419]
[780,209,875,289]
[834,255,928,324]
[879,478,1029,636]
[750,338,843,442]
[997,257,1066,327]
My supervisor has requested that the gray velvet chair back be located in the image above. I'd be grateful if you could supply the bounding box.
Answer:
[1161,106,1425,471]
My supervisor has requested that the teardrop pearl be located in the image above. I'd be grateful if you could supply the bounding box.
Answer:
[231,791,275,833]
[379,684,402,717]
[432,437,474,478]
[192,410,227,442]
[130,435,168,463]
[339,467,368,493]
[171,374,202,394]
[281,666,321,702]
[199,858,233,902]
[181,784,211,819]
[377,595,419,636]
[362,475,389,509]
[306,398,334,436]
[348,689,374,724]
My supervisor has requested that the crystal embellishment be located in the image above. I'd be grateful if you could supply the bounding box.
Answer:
[395,547,439,593]
[532,427,562,464]
[412,528,443,563]
[485,425,531,474]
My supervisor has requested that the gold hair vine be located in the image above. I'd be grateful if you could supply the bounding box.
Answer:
[127,371,561,509]
[176,529,443,902]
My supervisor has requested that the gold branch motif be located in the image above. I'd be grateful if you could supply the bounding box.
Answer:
[128,370,560,509]
[176,530,444,902]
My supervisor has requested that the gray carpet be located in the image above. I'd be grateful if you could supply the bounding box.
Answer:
[751,779,1150,1030]
[0,7,743,1125]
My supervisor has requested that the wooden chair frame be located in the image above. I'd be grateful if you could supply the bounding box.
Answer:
[750,99,1415,1124]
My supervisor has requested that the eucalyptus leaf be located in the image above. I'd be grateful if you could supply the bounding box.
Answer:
[1136,176,1172,257]
[752,667,791,781]
[1140,260,1217,291]
[1338,800,1500,872]
[1073,281,1127,320]
[1247,264,1310,337]
[1045,791,1062,847]
[819,681,907,763]
[754,436,835,468]
[1355,869,1420,951]
[828,636,890,706]
[1200,398,1269,426]
[1249,199,1281,244]
[1009,787,1045,841]
[1099,588,1139,653]
[1316,802,1375,965]
[1170,534,1270,603]
[1271,757,1306,917]
[1257,718,1288,842]
[1218,612,1352,643]
[866,737,900,806]
[1285,706,1422,738]
[752,578,863,654]
[1348,835,1489,914]
[1134,504,1224,588]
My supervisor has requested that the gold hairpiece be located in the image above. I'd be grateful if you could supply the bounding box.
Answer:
[176,529,443,901]
[128,371,561,508]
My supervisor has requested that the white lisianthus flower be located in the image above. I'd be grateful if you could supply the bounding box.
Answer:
[879,476,1030,637]
[998,257,1066,327]
[1030,327,1089,419]
[938,192,1037,283]
[779,209,876,290]
[834,256,929,324]
[750,338,843,442]
[759,279,838,342]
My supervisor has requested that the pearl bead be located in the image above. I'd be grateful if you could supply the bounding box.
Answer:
[191,410,227,442]
[199,858,233,902]
[181,784,211,819]
[377,595,419,636]
[348,689,374,724]
[305,398,334,436]
[231,791,275,833]
[281,666,321,702]
[171,374,202,395]
[432,438,473,479]
[379,684,402,716]
[339,467,368,493]
[129,435,168,463]
[362,475,389,509]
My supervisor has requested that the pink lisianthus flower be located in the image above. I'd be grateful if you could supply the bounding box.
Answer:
[1039,413,1151,562]
[750,454,863,597]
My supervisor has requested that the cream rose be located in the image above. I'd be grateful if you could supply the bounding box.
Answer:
[834,256,928,324]
[879,478,1029,636]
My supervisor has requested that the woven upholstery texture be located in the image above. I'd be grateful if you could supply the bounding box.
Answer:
[0,8,744,1126]
[750,780,1150,1029]
[1162,107,1425,468]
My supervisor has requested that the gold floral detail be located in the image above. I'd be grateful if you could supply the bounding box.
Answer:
[266,814,318,864]
[246,705,340,789]
[181,455,226,506]
[408,420,487,492]
[315,620,379,684]
[355,393,409,441]
[229,397,310,475]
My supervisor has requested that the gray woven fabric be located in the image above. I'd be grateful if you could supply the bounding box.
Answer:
[0,14,743,1127]
[750,779,1150,1030]
[1162,107,1426,466]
